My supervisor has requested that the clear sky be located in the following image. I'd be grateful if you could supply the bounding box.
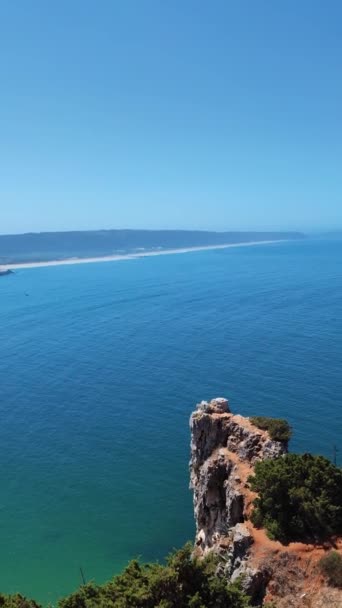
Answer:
[1,0,341,234]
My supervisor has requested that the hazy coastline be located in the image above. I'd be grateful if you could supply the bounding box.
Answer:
[2,240,287,271]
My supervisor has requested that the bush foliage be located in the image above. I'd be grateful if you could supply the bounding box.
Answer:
[248,453,342,543]
[0,545,250,608]
[249,416,292,443]
[0,595,40,608]
[319,551,342,588]
[58,544,250,608]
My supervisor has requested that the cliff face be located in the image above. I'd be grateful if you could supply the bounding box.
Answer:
[190,397,286,602]
[190,397,285,553]
[190,398,342,607]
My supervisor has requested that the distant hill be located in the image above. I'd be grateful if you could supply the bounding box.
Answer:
[0,229,305,264]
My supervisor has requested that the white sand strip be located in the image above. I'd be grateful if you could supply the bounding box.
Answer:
[2,240,287,271]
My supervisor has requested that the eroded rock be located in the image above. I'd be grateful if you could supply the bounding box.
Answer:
[190,397,287,603]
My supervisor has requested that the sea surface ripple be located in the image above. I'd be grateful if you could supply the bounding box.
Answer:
[0,238,341,604]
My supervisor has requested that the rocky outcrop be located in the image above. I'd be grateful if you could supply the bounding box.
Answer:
[190,397,287,604]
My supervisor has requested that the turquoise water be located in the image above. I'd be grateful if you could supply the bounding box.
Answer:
[1,239,341,605]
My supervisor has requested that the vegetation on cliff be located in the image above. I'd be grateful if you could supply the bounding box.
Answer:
[0,596,40,608]
[0,545,251,608]
[319,551,342,588]
[248,453,342,542]
[249,416,292,443]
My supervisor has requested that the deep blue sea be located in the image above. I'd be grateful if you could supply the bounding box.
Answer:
[1,239,341,605]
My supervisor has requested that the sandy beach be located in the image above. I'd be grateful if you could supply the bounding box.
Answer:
[1,239,286,271]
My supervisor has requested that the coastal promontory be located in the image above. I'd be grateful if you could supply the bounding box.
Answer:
[190,397,342,607]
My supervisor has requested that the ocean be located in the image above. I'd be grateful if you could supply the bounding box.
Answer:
[0,238,341,605]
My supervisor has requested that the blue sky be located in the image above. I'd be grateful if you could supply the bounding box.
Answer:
[1,0,341,234]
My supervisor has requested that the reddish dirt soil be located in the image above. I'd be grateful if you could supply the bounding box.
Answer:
[216,416,342,607]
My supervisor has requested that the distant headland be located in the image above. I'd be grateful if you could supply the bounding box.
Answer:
[0,229,305,269]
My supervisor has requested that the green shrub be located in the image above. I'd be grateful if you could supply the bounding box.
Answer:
[248,453,342,543]
[249,416,292,443]
[319,551,342,588]
[0,595,40,608]
[58,543,250,608]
